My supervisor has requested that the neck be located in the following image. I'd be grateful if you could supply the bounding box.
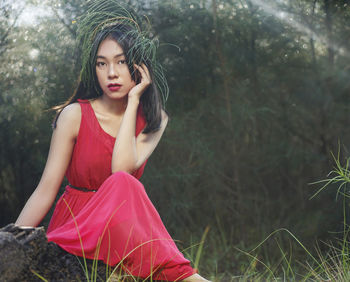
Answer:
[98,95,128,115]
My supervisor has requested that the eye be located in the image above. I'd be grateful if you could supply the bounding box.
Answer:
[96,61,106,67]
[118,59,126,65]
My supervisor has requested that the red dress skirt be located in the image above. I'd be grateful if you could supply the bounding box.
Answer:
[46,100,195,281]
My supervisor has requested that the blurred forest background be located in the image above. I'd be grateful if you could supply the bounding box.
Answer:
[1,0,350,279]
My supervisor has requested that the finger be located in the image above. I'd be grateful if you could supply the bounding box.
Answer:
[134,63,150,80]
[134,64,151,83]
[140,63,151,79]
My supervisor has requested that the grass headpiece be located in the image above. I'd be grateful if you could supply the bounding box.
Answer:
[77,0,168,103]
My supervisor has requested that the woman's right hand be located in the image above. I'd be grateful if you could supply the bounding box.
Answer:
[127,63,152,103]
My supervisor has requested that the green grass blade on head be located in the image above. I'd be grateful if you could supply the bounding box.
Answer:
[76,0,168,104]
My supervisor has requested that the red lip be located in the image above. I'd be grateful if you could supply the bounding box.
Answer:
[107,83,122,91]
[108,83,121,87]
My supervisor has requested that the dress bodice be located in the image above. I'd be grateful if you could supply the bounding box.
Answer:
[65,99,147,189]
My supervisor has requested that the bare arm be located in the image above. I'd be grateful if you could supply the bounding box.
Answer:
[112,103,168,173]
[111,64,168,174]
[15,104,81,227]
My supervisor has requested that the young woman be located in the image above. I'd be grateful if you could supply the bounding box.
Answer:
[15,1,209,281]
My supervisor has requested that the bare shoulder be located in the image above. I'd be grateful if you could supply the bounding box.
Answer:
[55,103,81,137]
[57,103,81,124]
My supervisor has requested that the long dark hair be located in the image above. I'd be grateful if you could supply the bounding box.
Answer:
[53,24,166,134]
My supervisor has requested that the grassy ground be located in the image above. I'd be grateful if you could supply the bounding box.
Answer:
[199,153,350,281]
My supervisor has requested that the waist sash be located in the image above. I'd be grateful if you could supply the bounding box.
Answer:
[68,183,97,193]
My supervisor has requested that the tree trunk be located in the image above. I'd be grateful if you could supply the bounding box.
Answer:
[324,0,334,67]
[310,0,318,71]
[212,0,242,234]
[247,0,259,96]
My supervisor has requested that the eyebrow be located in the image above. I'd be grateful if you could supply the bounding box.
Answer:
[96,53,125,59]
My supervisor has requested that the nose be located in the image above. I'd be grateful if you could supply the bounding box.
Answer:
[108,63,118,79]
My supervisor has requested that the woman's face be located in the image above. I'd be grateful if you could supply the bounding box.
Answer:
[95,38,136,100]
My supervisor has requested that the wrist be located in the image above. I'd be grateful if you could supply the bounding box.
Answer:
[127,96,140,107]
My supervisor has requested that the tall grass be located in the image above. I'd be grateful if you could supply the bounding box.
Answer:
[222,152,350,281]
[304,152,350,281]
[178,152,350,281]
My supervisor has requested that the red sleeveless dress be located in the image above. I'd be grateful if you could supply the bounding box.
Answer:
[46,100,195,281]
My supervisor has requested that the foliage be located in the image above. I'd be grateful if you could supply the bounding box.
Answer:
[0,0,21,56]
[0,5,79,225]
[1,0,350,278]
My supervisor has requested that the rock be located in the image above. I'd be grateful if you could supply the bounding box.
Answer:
[0,224,109,281]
